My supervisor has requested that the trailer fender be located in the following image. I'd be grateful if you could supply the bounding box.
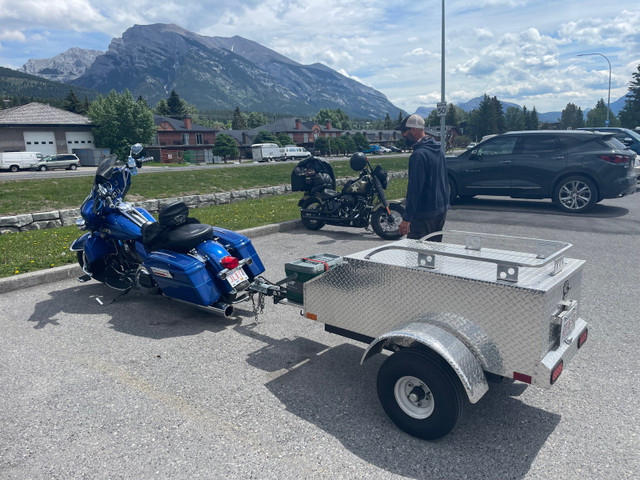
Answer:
[361,322,489,404]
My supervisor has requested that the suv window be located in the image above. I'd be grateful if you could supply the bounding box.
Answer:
[519,135,560,153]
[477,136,517,155]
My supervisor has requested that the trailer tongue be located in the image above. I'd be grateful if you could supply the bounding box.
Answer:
[250,230,589,439]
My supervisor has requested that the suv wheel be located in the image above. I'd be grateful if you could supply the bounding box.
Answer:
[38,165,47,172]
[553,176,597,213]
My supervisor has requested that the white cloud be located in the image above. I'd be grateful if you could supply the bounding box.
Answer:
[0,0,638,113]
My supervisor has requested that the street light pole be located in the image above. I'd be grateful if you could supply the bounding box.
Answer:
[440,0,446,153]
[577,52,612,126]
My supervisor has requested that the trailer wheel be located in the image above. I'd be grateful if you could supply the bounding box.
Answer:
[377,348,464,440]
[300,198,325,230]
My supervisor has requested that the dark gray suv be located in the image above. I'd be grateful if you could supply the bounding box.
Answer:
[446,130,636,213]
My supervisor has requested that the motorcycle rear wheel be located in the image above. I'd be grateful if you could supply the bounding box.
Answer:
[371,203,404,240]
[300,198,325,230]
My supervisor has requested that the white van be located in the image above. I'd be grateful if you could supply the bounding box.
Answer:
[281,145,310,161]
[0,152,43,172]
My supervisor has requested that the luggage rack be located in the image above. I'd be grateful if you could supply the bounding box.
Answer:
[363,230,572,283]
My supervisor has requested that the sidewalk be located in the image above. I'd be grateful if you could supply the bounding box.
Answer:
[0,219,301,295]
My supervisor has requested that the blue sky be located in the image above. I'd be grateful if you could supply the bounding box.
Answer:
[0,0,638,114]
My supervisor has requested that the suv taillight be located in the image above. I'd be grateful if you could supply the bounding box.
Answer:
[598,154,630,164]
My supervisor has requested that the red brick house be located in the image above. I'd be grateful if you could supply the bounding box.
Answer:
[146,115,218,163]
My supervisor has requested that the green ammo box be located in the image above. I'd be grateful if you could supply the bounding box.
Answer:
[284,254,343,304]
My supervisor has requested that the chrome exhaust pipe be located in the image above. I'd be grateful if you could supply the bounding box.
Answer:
[208,302,234,318]
[168,298,235,317]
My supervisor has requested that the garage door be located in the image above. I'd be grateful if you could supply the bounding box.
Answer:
[23,131,57,156]
[65,132,95,153]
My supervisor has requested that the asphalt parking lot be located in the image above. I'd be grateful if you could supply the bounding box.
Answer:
[1,192,639,479]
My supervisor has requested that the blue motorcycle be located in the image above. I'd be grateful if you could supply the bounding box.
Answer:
[70,144,266,317]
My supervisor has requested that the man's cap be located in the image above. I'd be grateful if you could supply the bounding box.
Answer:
[396,113,425,131]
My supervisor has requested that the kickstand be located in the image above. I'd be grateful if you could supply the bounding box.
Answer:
[96,287,131,306]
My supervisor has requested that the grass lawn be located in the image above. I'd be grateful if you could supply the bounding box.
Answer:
[0,158,409,278]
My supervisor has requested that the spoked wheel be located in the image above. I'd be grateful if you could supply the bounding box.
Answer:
[553,176,597,213]
[300,198,325,230]
[377,348,465,440]
[371,203,404,239]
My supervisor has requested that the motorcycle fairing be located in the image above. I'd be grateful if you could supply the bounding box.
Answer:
[82,233,116,267]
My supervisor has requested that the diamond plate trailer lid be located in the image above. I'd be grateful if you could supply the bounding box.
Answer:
[302,231,587,388]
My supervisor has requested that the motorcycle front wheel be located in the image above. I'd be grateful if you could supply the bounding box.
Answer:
[371,203,404,240]
[300,198,325,230]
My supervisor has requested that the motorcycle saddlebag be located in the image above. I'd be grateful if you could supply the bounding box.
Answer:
[291,156,336,191]
[144,251,222,306]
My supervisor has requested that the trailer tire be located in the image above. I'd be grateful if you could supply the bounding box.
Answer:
[300,198,325,230]
[377,348,464,440]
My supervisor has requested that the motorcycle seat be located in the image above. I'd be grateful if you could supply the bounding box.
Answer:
[317,189,340,199]
[142,222,213,253]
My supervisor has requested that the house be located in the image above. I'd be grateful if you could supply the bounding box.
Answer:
[250,118,343,150]
[0,102,95,156]
[146,115,219,163]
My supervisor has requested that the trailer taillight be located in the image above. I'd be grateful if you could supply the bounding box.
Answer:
[220,256,239,270]
[578,328,588,349]
[550,360,563,384]
[513,372,532,384]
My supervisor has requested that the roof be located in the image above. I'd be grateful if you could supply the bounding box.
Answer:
[249,117,321,134]
[0,102,93,126]
[154,115,214,132]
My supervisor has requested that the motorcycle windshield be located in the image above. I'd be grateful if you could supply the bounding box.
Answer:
[94,155,120,184]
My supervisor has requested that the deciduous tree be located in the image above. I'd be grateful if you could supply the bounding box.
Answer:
[212,133,239,163]
[88,89,156,160]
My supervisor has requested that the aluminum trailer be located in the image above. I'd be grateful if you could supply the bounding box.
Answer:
[253,230,589,440]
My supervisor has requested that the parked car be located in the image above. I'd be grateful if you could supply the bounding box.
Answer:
[466,142,478,149]
[446,130,636,213]
[379,146,391,153]
[33,154,80,171]
[361,145,381,154]
[281,146,310,161]
[577,127,640,156]
[578,127,640,181]
[389,146,402,153]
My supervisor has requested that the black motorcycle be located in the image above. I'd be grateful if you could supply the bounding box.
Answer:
[291,152,404,240]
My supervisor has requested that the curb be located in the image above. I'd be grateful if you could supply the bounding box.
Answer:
[0,219,302,295]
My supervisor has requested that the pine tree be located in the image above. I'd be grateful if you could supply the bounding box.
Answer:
[167,90,186,116]
[560,103,585,129]
[232,107,247,130]
[619,64,640,128]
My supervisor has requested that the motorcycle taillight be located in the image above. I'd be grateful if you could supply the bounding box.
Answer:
[220,256,239,270]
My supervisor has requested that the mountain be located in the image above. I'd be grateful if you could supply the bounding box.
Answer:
[0,66,99,102]
[20,47,103,83]
[55,23,402,119]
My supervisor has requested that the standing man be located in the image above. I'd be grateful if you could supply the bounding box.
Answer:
[397,114,450,241]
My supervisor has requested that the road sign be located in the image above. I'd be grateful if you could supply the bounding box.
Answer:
[437,102,447,117]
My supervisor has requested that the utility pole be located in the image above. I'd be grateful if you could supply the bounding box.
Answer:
[439,0,447,153]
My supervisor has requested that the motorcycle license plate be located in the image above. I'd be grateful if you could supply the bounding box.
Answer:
[227,267,249,287]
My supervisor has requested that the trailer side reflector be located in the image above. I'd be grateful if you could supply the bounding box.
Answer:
[306,312,318,321]
[513,372,532,384]
[578,328,588,349]
[550,360,564,384]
